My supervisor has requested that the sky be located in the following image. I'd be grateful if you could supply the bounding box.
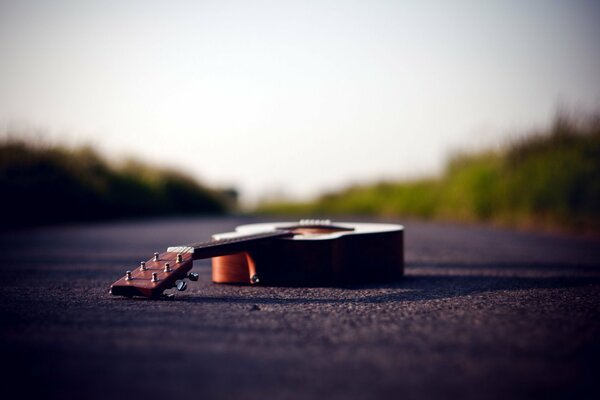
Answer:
[1,0,599,204]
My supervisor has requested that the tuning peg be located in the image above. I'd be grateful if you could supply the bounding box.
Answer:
[164,263,171,273]
[140,261,146,271]
[125,271,132,281]
[154,252,159,261]
[176,280,187,291]
[151,272,159,282]
[251,274,260,284]
[176,254,183,263]
[188,272,199,281]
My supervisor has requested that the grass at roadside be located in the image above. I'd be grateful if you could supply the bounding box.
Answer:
[0,139,235,229]
[258,113,600,232]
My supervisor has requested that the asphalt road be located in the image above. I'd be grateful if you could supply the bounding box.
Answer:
[0,216,599,400]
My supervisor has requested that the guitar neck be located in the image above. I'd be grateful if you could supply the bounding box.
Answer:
[167,230,293,260]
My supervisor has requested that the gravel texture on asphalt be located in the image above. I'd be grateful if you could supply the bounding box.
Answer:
[1,216,599,400]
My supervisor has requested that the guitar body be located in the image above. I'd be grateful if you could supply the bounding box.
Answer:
[211,222,404,286]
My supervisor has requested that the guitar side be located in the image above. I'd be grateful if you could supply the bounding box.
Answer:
[212,224,404,286]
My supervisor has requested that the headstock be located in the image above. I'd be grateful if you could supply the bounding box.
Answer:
[110,251,195,299]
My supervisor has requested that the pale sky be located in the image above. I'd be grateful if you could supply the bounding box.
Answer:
[1,0,599,204]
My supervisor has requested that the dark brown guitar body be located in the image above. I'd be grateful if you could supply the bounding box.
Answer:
[211,221,404,286]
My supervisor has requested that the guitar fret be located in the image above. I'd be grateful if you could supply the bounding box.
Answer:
[191,231,288,248]
[166,230,292,255]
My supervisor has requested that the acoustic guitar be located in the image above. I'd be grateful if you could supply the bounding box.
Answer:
[109,220,404,299]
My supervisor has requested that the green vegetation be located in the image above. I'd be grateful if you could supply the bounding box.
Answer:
[0,139,236,229]
[259,113,600,232]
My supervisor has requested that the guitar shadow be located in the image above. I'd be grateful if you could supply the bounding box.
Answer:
[174,261,600,306]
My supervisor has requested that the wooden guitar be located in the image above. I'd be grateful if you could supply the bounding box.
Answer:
[109,220,404,299]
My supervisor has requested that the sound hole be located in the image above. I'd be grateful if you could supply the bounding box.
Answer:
[290,226,353,235]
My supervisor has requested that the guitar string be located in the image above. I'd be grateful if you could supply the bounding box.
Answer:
[169,220,338,256]
[183,231,288,253]
[165,231,288,259]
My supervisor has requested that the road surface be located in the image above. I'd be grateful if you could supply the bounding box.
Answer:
[0,216,599,399]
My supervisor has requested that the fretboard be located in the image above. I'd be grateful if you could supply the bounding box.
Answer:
[167,230,293,260]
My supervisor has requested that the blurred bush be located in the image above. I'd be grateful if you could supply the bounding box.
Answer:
[0,139,234,229]
[258,112,600,232]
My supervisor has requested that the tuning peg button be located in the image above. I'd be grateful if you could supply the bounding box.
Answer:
[176,280,187,291]
[188,272,199,281]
